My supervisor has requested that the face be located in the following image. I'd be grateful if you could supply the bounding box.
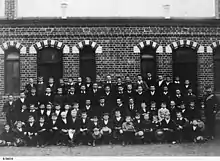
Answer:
[52,115,57,121]
[82,113,87,119]
[106,75,111,81]
[170,101,175,106]
[180,104,185,109]
[55,105,61,110]
[141,102,147,108]
[166,77,171,82]
[73,103,79,109]
[125,76,131,82]
[31,88,36,93]
[61,112,67,119]
[46,104,52,110]
[49,78,54,84]
[30,105,35,110]
[192,120,197,126]
[93,83,98,89]
[158,75,163,80]
[70,87,75,92]
[177,113,182,119]
[117,99,122,105]
[20,93,25,98]
[17,122,22,128]
[100,99,105,104]
[137,86,143,92]
[118,86,123,92]
[46,88,51,93]
[103,115,109,120]
[29,78,34,84]
[175,77,180,81]
[117,78,122,84]
[190,102,195,108]
[129,98,134,104]
[81,85,86,91]
[161,103,166,108]
[144,114,150,120]
[137,75,142,80]
[135,115,140,120]
[57,88,62,95]
[39,117,45,123]
[163,86,168,92]
[153,116,158,122]
[77,77,82,83]
[59,79,64,84]
[126,116,131,122]
[22,105,27,110]
[188,88,193,93]
[86,77,91,83]
[147,73,152,77]
[115,111,121,117]
[5,125,10,131]
[96,75,101,82]
[71,110,77,117]
[206,88,212,94]
[127,84,132,90]
[39,104,45,109]
[150,86,155,91]
[165,114,170,120]
[85,100,91,105]
[68,78,73,83]
[185,80,190,85]
[29,117,34,123]
[105,86,110,92]
[64,105,70,110]
[151,103,156,108]
[8,95,13,101]
[38,77,43,82]
[176,90,181,94]
[93,117,98,122]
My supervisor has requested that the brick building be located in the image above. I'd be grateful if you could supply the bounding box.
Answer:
[0,0,220,110]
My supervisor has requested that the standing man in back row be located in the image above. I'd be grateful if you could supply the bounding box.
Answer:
[204,85,219,140]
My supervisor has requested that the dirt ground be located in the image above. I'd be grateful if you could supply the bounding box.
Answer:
[0,121,220,156]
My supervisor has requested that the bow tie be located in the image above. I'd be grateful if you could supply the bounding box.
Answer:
[46,94,51,96]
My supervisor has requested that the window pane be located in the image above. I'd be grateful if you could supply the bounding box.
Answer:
[6,52,19,60]
[5,61,20,94]
[38,48,62,63]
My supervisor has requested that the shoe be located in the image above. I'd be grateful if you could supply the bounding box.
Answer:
[109,142,112,145]
[172,141,176,144]
[41,145,45,148]
[122,142,125,146]
[92,142,96,147]
[36,144,40,148]
[88,142,92,146]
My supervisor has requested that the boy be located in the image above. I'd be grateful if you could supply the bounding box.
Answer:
[188,101,200,122]
[75,77,83,94]
[37,76,46,96]
[124,84,134,104]
[122,115,135,145]
[135,85,147,111]
[139,102,149,117]
[54,103,62,121]
[84,99,93,119]
[59,112,71,146]
[54,88,65,108]
[66,78,74,92]
[85,77,93,93]
[148,85,158,105]
[160,113,177,144]
[173,89,184,106]
[63,104,71,120]
[79,84,87,109]
[2,95,16,126]
[45,103,53,123]
[134,113,144,144]
[116,86,125,103]
[68,109,80,146]
[47,113,61,145]
[113,98,126,117]
[0,124,15,146]
[57,78,67,95]
[29,104,38,122]
[66,86,79,105]
[187,119,204,143]
[175,112,189,143]
[160,86,171,106]
[78,111,91,145]
[25,78,37,96]
[142,113,153,143]
[112,110,124,144]
[149,101,157,118]
[102,85,116,113]
[16,104,29,125]
[158,102,170,122]
[36,116,48,147]
[13,121,26,146]
[24,115,38,146]
[98,97,107,118]
[89,116,102,146]
[178,103,190,120]
[40,87,54,105]
[26,87,38,106]
[169,101,177,120]
[38,104,46,119]
[47,77,56,94]
[126,98,137,119]
[100,113,113,145]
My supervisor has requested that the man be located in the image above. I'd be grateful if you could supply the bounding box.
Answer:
[135,85,148,111]
[155,75,165,94]
[147,85,159,105]
[85,77,93,93]
[65,86,78,105]
[105,75,115,90]
[26,88,39,107]
[204,85,218,140]
[102,85,116,113]
[25,78,37,96]
[47,77,57,94]
[14,91,27,114]
[2,95,16,126]
[145,72,155,87]
[75,77,83,94]
[135,74,148,90]
[57,78,67,95]
[36,77,46,96]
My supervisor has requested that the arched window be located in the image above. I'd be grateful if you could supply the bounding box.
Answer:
[214,47,220,94]
[79,46,96,81]
[37,47,63,83]
[173,47,197,93]
[5,48,20,94]
[140,46,157,81]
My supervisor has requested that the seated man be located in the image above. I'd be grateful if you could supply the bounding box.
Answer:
[0,124,15,146]
[159,113,177,144]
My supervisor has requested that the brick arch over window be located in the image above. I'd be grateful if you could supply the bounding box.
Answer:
[208,41,220,52]
[165,40,204,53]
[0,41,27,53]
[133,40,163,53]
[72,40,102,54]
[29,40,70,54]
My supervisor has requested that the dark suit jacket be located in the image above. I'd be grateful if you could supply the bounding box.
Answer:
[65,93,79,105]
[100,119,113,129]
[112,117,124,129]
[24,122,38,133]
[16,109,29,123]
[26,94,39,106]
[160,119,177,131]
[25,83,37,95]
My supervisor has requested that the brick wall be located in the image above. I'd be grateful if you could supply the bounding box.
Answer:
[0,19,219,111]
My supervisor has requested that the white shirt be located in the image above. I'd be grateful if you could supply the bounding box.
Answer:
[9,101,13,105]
[86,105,91,110]
[20,98,25,103]
[62,119,67,124]
[106,92,110,96]
[151,91,155,95]
[193,126,197,130]
[158,80,163,86]
[130,104,134,110]
[46,93,51,96]
[40,110,44,115]
[165,119,170,124]
[40,123,44,127]
[29,122,34,127]
[55,110,60,116]
[116,117,121,121]
[47,110,51,116]
[104,120,108,125]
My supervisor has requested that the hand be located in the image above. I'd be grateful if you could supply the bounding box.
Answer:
[179,126,183,129]
[1,112,5,117]
[119,129,123,134]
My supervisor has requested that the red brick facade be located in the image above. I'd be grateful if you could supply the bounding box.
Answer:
[0,18,219,110]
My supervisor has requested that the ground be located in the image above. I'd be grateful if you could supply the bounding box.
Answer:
[0,121,220,156]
